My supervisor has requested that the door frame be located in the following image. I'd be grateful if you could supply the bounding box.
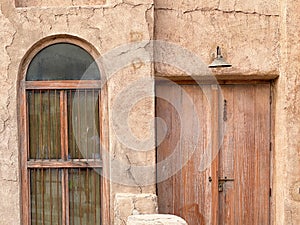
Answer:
[155,78,275,225]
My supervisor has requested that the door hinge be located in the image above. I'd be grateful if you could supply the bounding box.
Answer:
[269,188,272,197]
[270,142,272,151]
[223,99,227,121]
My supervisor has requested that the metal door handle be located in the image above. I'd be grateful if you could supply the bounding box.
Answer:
[218,176,234,192]
[218,176,234,182]
[208,176,234,182]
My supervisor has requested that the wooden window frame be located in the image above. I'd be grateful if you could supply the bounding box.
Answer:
[17,34,111,225]
[19,77,110,225]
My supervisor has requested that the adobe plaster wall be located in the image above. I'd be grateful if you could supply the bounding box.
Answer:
[154,0,280,77]
[275,0,300,224]
[0,0,299,224]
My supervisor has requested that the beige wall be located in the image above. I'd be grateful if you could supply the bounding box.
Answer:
[154,0,280,77]
[0,0,299,224]
[15,0,106,7]
[275,0,300,224]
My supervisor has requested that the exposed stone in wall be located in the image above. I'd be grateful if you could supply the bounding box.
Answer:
[114,194,158,225]
[127,214,187,225]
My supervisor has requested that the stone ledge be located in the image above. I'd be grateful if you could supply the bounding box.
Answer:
[114,193,158,225]
[127,214,187,225]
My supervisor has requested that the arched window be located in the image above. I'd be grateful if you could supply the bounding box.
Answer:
[26,43,100,81]
[20,42,106,225]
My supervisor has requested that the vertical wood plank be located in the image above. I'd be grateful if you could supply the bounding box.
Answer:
[47,90,51,159]
[218,84,271,225]
[62,169,67,225]
[218,85,235,225]
[60,91,66,225]
[60,91,69,225]
[156,83,175,214]
[86,168,90,225]
[38,91,42,159]
[211,85,219,225]
[50,168,53,225]
[198,84,213,225]
[181,85,195,225]
[60,91,66,160]
[42,169,45,225]
[100,85,110,225]
[173,84,182,217]
[55,90,59,160]
[157,83,215,225]
[254,84,271,224]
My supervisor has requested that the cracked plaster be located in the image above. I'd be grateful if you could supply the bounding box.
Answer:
[0,7,19,224]
[155,0,279,16]
[154,1,280,77]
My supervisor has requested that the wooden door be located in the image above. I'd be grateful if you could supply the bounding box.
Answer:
[156,82,271,225]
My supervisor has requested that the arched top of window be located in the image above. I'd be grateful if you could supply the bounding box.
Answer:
[26,43,100,81]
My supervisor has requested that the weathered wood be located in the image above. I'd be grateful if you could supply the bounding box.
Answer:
[217,84,270,225]
[22,86,108,225]
[211,85,219,225]
[156,84,176,214]
[100,85,110,225]
[156,83,271,225]
[27,160,103,168]
[156,83,214,225]
[25,80,102,89]
[21,87,30,225]
[62,169,67,225]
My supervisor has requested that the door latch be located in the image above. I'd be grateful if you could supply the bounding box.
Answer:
[218,176,234,192]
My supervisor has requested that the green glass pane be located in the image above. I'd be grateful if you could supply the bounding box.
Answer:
[68,90,100,160]
[26,43,100,81]
[30,169,62,225]
[28,90,61,160]
[69,168,101,225]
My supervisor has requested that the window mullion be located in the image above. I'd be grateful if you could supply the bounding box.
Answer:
[60,90,68,160]
[60,90,69,225]
[99,90,102,161]
[85,90,88,161]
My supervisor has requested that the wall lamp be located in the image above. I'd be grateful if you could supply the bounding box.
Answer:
[208,46,232,68]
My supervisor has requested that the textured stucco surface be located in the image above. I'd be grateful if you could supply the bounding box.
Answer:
[154,0,280,77]
[0,4,20,225]
[274,0,300,224]
[0,0,299,225]
[15,0,106,7]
